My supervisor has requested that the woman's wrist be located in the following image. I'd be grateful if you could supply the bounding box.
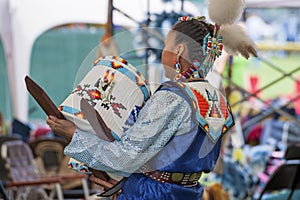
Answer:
[61,126,76,142]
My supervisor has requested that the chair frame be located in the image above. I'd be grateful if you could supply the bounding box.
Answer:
[1,139,89,200]
[258,143,300,200]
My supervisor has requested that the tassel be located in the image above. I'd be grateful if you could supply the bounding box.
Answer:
[219,24,257,59]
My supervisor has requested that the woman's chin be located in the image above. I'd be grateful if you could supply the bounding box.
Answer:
[164,69,177,80]
[164,74,176,80]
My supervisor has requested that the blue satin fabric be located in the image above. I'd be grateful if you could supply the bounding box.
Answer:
[117,130,220,199]
[117,83,224,199]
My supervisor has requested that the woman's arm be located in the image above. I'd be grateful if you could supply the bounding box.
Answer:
[63,90,192,175]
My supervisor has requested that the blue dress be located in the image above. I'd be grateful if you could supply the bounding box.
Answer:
[64,80,234,200]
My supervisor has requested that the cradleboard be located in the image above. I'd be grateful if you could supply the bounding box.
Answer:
[59,56,150,194]
[25,56,150,196]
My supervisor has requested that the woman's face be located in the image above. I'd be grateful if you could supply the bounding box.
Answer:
[161,31,178,79]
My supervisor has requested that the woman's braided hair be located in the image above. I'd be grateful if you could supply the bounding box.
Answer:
[171,19,214,75]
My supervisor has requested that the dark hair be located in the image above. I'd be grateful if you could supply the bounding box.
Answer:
[171,19,214,63]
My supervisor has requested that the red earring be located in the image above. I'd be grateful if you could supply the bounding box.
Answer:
[174,57,181,73]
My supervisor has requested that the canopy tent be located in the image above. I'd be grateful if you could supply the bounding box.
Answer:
[0,0,199,123]
[245,0,300,8]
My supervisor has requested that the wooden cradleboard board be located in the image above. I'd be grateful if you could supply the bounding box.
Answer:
[24,75,114,183]
[25,75,116,143]
[80,98,114,142]
[25,75,65,120]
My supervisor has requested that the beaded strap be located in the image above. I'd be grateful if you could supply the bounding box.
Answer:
[174,64,200,81]
[178,16,206,22]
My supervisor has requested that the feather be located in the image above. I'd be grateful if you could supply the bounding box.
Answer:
[219,24,258,59]
[208,0,245,25]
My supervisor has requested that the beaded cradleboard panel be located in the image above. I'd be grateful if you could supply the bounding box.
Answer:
[59,56,150,174]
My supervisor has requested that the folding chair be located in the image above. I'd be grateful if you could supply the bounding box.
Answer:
[0,136,24,200]
[0,136,19,181]
[1,140,64,200]
[29,137,90,199]
[258,143,300,200]
[0,180,9,200]
[29,137,67,174]
[284,143,300,160]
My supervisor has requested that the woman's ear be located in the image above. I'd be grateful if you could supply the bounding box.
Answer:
[176,44,185,56]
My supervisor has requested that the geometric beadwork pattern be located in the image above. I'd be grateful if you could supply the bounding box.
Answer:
[176,81,234,143]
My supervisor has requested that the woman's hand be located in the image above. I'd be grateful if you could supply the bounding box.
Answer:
[46,115,76,141]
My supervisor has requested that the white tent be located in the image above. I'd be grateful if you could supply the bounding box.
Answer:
[245,0,300,8]
[0,0,199,123]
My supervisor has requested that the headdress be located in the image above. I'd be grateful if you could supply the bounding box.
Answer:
[178,0,257,78]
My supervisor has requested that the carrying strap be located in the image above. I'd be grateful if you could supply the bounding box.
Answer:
[98,178,127,197]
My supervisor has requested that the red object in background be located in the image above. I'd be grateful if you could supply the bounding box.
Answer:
[249,75,259,94]
[246,123,263,145]
[248,75,261,107]
[296,80,300,92]
[32,127,51,139]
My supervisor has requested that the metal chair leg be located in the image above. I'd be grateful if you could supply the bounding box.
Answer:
[55,183,64,200]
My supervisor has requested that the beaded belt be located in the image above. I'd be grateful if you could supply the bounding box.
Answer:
[143,171,202,187]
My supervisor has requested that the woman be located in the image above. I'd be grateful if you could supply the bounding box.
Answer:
[47,16,256,199]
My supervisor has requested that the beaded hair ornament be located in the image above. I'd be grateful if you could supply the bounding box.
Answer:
[178,16,223,78]
[177,0,257,79]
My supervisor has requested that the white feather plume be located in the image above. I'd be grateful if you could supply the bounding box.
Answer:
[219,24,257,59]
[208,0,245,25]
